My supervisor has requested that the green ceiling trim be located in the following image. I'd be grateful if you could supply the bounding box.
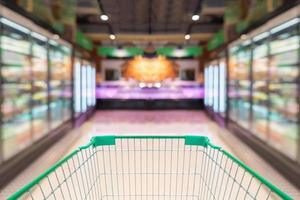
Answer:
[236,20,250,33]
[76,30,93,51]
[156,47,174,56]
[186,47,203,56]
[156,47,203,57]
[207,30,225,51]
[126,47,144,55]
[97,46,144,57]
[98,46,203,58]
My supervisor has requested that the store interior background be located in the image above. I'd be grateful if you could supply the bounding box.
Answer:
[0,0,300,192]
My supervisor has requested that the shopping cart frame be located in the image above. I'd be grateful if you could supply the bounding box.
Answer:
[7,135,293,200]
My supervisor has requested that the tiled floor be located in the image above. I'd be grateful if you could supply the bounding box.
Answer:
[1,111,299,199]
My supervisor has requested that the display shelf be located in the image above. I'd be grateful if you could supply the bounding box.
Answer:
[49,100,64,129]
[2,112,32,160]
[228,16,300,161]
[269,112,298,159]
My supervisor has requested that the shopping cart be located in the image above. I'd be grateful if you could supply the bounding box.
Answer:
[8,135,292,200]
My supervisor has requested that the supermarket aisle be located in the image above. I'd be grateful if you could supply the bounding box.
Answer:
[1,111,300,199]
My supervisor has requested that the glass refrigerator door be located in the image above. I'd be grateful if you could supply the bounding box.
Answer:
[74,59,82,116]
[31,32,49,140]
[81,65,87,112]
[251,34,269,139]
[219,59,226,116]
[61,46,72,121]
[92,68,96,106]
[0,18,32,159]
[213,65,219,112]
[49,41,65,129]
[87,65,92,107]
[204,67,209,106]
[208,66,214,107]
[228,44,251,126]
[268,18,300,159]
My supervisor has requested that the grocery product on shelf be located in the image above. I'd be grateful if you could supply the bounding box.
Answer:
[228,43,251,129]
[0,14,74,161]
[32,33,49,138]
[268,18,299,159]
[0,17,34,159]
[49,42,71,128]
[251,35,269,139]
[228,16,300,160]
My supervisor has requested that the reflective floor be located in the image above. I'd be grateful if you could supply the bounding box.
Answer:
[1,111,299,199]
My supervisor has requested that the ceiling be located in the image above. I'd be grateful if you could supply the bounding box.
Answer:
[76,0,225,43]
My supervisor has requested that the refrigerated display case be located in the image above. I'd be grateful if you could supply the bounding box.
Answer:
[92,67,96,106]
[251,33,269,139]
[31,32,49,140]
[228,42,251,129]
[0,10,73,162]
[268,18,299,159]
[204,56,227,120]
[204,68,209,106]
[49,41,72,129]
[228,14,300,162]
[81,62,88,112]
[207,66,214,107]
[73,54,96,118]
[0,17,32,159]
[213,65,219,112]
[74,58,82,116]
[49,41,65,129]
[61,46,72,121]
[219,59,226,116]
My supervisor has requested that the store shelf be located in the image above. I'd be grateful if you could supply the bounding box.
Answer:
[228,16,300,161]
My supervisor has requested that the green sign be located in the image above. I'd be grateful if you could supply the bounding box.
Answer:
[207,30,225,51]
[76,30,93,51]
[156,46,203,57]
[98,47,144,57]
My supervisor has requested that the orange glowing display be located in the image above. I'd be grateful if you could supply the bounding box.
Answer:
[123,56,177,82]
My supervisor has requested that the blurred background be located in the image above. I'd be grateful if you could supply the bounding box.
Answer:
[0,0,300,198]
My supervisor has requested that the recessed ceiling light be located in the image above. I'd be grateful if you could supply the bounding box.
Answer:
[53,34,60,40]
[240,34,247,40]
[100,14,109,21]
[184,34,191,40]
[109,34,116,40]
[192,14,200,21]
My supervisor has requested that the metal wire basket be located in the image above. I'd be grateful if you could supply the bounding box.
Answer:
[8,135,292,200]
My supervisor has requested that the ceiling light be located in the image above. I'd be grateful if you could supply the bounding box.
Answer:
[53,34,60,40]
[184,34,191,40]
[240,34,247,40]
[100,14,109,21]
[0,18,30,33]
[109,34,116,40]
[192,14,200,21]
[139,83,146,88]
[173,49,186,57]
[154,82,161,88]
[114,49,128,57]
